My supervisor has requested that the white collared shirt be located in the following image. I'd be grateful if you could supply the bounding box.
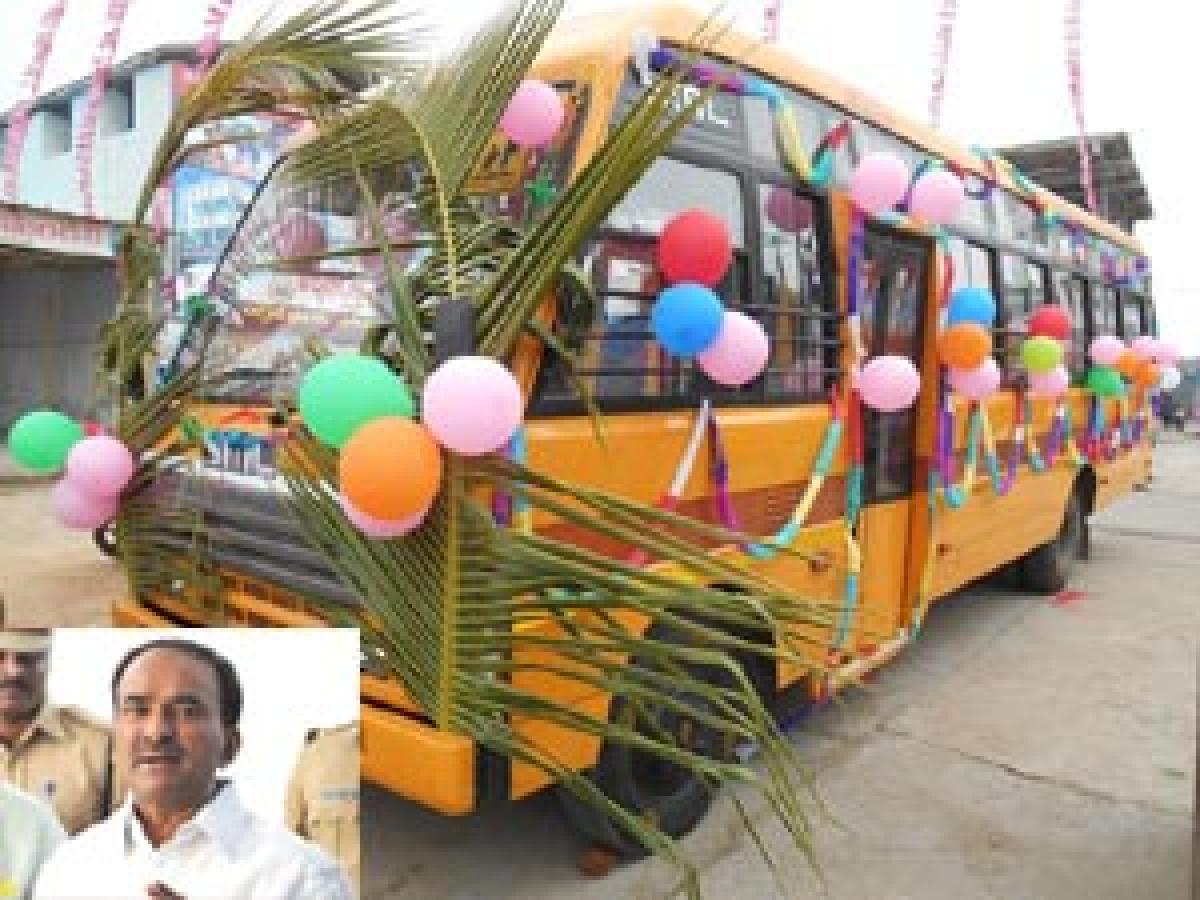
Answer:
[31,782,351,899]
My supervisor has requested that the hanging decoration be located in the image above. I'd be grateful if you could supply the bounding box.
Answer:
[4,0,70,200]
[848,151,910,216]
[1088,335,1125,367]
[296,354,415,449]
[1064,0,1098,212]
[650,282,725,356]
[1029,364,1070,398]
[945,286,996,328]
[697,310,770,387]
[1027,305,1071,341]
[422,356,524,456]
[196,0,236,72]
[857,355,921,412]
[908,167,966,224]
[947,357,1000,401]
[763,0,782,43]
[77,0,134,217]
[656,209,732,286]
[499,79,565,149]
[6,410,83,474]
[1159,366,1182,392]
[938,323,991,369]
[338,416,442,522]
[928,0,959,129]
[1021,336,1064,374]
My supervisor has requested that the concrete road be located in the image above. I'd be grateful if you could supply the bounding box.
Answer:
[0,481,122,626]
[2,440,1195,898]
[362,436,1199,900]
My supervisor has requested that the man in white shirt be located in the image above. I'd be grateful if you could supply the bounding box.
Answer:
[33,638,352,899]
[0,780,64,899]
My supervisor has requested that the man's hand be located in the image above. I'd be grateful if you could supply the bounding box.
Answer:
[147,881,185,899]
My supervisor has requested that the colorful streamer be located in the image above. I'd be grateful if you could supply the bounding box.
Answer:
[4,0,70,201]
[196,0,236,71]
[76,0,134,217]
[928,0,958,129]
[1064,0,1099,212]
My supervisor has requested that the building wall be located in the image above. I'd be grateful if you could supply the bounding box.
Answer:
[16,63,177,222]
[0,261,118,429]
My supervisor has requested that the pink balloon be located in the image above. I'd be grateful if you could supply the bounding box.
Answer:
[1154,341,1181,366]
[422,356,523,455]
[51,478,117,530]
[1028,364,1070,398]
[499,80,565,149]
[697,311,770,387]
[858,355,921,412]
[274,211,327,259]
[848,152,910,215]
[907,169,965,225]
[764,185,813,233]
[65,435,134,497]
[947,357,1000,400]
[1129,335,1158,360]
[338,492,427,539]
[1088,335,1125,366]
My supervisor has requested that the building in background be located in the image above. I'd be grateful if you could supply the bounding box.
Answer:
[0,45,292,430]
[997,132,1153,236]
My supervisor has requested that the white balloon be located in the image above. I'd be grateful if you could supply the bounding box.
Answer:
[1159,366,1182,391]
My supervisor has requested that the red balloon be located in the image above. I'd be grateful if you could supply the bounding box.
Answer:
[657,210,732,287]
[1028,305,1071,341]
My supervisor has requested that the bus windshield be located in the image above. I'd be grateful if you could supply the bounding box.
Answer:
[188,83,587,404]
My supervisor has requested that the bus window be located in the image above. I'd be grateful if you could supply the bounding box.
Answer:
[1092,284,1119,336]
[531,157,746,411]
[1120,292,1144,338]
[997,253,1040,377]
[751,184,833,401]
[1050,269,1087,376]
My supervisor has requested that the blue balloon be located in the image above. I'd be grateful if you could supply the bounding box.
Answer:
[651,283,725,357]
[946,286,996,327]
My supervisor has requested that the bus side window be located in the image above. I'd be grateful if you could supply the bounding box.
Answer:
[1119,292,1143,338]
[997,253,1033,379]
[1050,269,1085,376]
[749,184,833,401]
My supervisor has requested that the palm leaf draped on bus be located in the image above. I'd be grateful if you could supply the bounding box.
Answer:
[108,1,839,892]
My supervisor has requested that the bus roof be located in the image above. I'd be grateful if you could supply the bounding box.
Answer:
[536,4,1143,255]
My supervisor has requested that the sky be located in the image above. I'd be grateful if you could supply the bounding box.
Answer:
[0,0,1193,352]
[47,627,360,825]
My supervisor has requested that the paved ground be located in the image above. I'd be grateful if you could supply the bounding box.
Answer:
[360,434,1198,900]
[2,439,1196,898]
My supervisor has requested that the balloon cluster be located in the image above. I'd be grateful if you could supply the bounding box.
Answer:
[1087,333,1181,398]
[941,287,999,401]
[298,353,523,540]
[651,210,770,387]
[6,411,134,529]
[849,152,967,225]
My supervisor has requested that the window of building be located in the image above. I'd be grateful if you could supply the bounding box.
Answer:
[105,77,135,133]
[42,102,71,155]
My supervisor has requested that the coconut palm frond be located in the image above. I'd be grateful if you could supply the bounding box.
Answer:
[284,434,840,895]
[132,0,429,225]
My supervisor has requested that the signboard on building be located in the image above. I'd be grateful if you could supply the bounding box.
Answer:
[0,205,116,257]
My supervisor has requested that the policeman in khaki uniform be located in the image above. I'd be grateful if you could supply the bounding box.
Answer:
[285,723,361,896]
[0,629,115,835]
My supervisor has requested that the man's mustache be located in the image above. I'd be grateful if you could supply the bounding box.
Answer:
[0,679,31,692]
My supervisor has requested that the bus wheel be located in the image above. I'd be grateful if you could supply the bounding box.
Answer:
[557,634,738,859]
[92,523,119,559]
[1020,489,1085,594]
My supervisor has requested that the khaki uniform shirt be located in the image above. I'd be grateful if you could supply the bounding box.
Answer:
[0,780,64,900]
[285,724,360,895]
[0,705,113,836]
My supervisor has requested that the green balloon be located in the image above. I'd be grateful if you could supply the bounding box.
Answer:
[1086,365,1125,398]
[297,354,414,448]
[1021,336,1062,374]
[6,410,83,473]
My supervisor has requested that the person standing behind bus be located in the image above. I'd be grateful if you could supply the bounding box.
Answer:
[285,723,361,896]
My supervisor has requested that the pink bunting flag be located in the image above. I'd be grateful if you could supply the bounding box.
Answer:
[762,0,782,43]
[1064,0,1098,213]
[4,0,70,201]
[195,0,236,71]
[76,0,134,217]
[928,0,958,129]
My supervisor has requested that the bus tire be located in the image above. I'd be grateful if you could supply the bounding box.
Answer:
[556,627,740,860]
[1020,489,1084,594]
[92,523,119,559]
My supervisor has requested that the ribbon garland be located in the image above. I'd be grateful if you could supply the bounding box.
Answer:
[196,0,236,71]
[4,0,70,201]
[763,0,782,43]
[1065,0,1099,213]
[77,0,134,217]
[928,0,959,129]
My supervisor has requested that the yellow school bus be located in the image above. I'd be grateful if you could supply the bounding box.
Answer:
[115,5,1154,845]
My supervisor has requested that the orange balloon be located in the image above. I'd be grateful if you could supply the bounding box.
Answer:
[1133,360,1160,389]
[339,417,442,520]
[938,323,992,369]
[1115,350,1140,380]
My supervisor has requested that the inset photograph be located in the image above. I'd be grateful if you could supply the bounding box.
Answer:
[0,627,359,899]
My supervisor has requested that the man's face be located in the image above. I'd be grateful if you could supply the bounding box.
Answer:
[0,649,48,723]
[114,648,235,813]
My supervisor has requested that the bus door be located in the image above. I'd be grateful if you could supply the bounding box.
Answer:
[849,228,929,652]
